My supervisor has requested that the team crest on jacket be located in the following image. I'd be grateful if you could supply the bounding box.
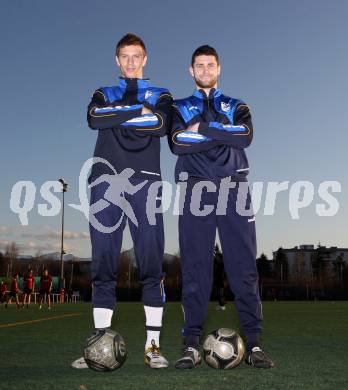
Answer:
[145,90,153,100]
[221,101,230,112]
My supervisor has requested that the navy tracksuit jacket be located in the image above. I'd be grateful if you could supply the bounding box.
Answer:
[87,77,172,310]
[169,88,262,348]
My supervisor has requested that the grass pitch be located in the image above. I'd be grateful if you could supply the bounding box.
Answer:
[1,301,347,390]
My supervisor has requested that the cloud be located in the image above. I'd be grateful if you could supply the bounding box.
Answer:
[22,241,75,252]
[0,226,12,235]
[0,239,74,254]
[63,231,89,240]
[0,226,85,255]
[21,230,89,240]
[0,240,11,249]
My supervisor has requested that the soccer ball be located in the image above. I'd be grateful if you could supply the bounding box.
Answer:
[203,328,245,369]
[83,328,127,371]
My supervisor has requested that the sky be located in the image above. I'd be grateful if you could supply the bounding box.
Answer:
[0,0,347,259]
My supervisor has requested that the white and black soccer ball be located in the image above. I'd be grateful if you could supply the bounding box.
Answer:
[203,328,245,369]
[83,329,127,371]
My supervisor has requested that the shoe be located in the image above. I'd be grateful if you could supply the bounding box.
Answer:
[144,340,169,368]
[39,305,42,309]
[215,305,226,311]
[175,346,202,369]
[71,357,88,369]
[245,346,274,368]
[48,306,51,310]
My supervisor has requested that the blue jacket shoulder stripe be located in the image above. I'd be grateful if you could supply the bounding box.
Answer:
[138,87,171,106]
[173,96,203,124]
[213,94,245,122]
[98,86,125,104]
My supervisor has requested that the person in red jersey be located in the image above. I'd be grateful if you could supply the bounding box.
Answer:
[22,269,35,309]
[5,273,20,308]
[38,269,52,309]
[0,280,8,305]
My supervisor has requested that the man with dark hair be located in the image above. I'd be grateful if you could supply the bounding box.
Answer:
[71,33,172,370]
[191,45,219,67]
[170,45,274,369]
[22,269,35,309]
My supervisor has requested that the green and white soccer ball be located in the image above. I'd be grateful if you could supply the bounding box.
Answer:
[203,328,245,369]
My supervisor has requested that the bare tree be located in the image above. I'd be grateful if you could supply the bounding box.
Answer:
[5,242,19,276]
[163,252,181,290]
[0,251,4,275]
[34,250,44,275]
[257,253,272,280]
[332,254,345,289]
[274,248,289,282]
[311,248,329,290]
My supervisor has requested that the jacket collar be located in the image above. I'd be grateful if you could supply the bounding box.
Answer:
[119,77,150,90]
[193,88,222,99]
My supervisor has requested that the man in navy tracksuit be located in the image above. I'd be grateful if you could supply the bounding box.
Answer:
[169,45,274,369]
[72,34,172,370]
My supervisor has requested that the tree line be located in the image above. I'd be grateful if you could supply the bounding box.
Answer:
[1,242,347,300]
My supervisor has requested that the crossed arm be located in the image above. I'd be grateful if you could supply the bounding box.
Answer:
[87,89,173,137]
[169,104,253,155]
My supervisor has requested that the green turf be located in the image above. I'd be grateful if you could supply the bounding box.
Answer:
[1,301,348,390]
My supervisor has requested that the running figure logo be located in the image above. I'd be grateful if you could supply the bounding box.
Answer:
[70,158,147,233]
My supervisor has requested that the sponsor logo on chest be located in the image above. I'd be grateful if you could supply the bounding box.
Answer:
[221,101,230,112]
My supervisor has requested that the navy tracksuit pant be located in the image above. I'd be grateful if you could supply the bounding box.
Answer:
[89,178,164,310]
[180,177,262,345]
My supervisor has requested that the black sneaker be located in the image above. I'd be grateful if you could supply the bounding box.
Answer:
[175,347,201,369]
[246,346,274,368]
